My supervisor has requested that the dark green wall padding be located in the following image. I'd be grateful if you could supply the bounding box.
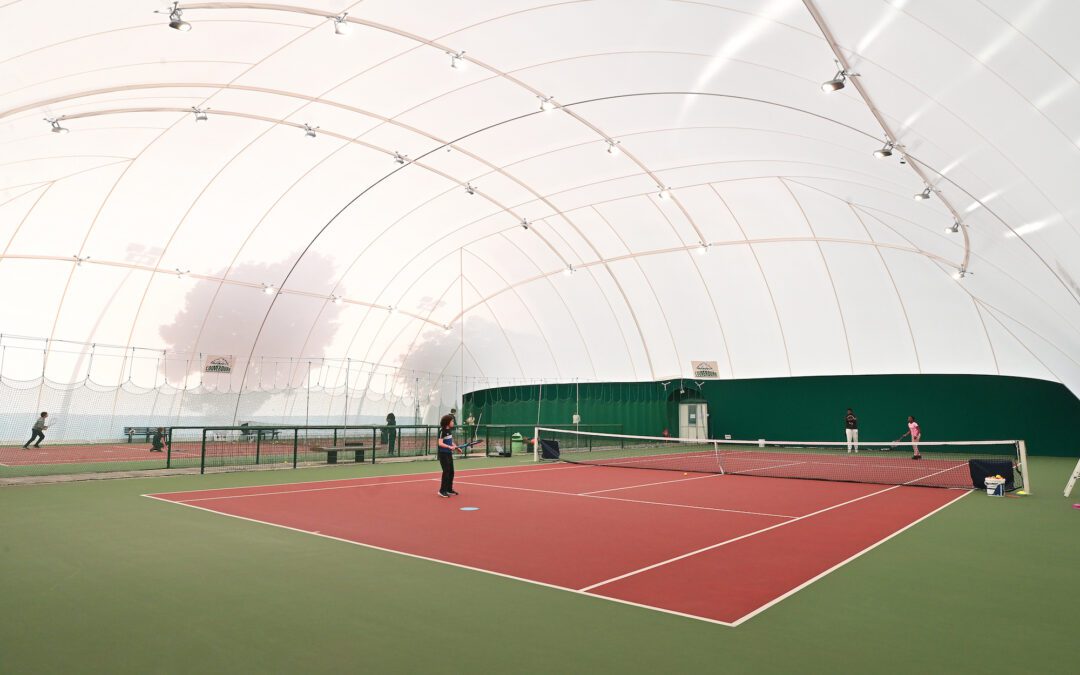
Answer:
[465,375,1080,456]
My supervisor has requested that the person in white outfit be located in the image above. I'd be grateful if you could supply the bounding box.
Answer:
[844,408,859,453]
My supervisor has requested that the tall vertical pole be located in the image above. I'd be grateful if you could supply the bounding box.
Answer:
[344,357,350,445]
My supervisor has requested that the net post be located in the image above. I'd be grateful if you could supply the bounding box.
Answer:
[292,428,298,469]
[1017,440,1031,494]
[1064,457,1080,497]
[533,426,540,462]
[200,428,207,475]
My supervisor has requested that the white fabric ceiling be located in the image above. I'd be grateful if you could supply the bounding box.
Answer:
[1,0,1079,394]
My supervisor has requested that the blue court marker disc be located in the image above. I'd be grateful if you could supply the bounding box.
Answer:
[460,506,479,511]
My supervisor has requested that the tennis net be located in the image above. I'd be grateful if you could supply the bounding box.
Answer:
[534,428,1028,491]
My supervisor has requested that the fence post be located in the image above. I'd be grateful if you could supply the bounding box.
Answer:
[255,430,261,465]
[166,428,172,469]
[200,428,207,474]
[292,428,298,469]
[371,428,376,464]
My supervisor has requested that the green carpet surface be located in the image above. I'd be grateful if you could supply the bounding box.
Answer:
[0,457,1075,674]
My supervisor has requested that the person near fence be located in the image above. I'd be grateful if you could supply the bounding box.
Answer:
[437,414,462,497]
[23,412,49,449]
[384,412,397,455]
[150,427,165,453]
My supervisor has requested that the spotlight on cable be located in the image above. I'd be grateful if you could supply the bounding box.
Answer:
[192,107,208,122]
[333,12,351,36]
[657,186,671,200]
[696,242,711,256]
[262,283,277,295]
[332,295,344,305]
[393,151,408,165]
[873,141,894,159]
[821,60,857,92]
[914,187,933,201]
[944,221,960,234]
[605,139,620,155]
[303,123,318,138]
[388,305,397,314]
[175,268,190,278]
[521,218,530,230]
[953,267,972,280]
[156,2,191,31]
[538,95,555,112]
[464,183,477,195]
[563,264,575,277]
[45,117,68,134]
[448,50,467,70]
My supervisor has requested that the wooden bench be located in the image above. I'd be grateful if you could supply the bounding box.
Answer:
[312,445,367,464]
[123,426,157,443]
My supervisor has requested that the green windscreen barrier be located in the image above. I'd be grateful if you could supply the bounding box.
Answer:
[464,374,1080,456]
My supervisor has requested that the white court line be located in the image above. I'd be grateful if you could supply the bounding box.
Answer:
[579,472,721,495]
[454,479,796,519]
[578,484,901,592]
[140,492,738,628]
[728,489,970,626]
[579,463,965,593]
[145,461,582,499]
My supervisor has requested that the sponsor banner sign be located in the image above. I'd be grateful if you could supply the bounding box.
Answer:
[204,355,234,374]
[691,360,720,379]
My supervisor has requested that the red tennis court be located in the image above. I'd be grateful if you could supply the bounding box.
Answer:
[146,462,968,625]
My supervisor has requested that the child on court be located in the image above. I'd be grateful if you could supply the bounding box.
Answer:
[23,412,49,449]
[899,415,922,460]
[437,414,462,497]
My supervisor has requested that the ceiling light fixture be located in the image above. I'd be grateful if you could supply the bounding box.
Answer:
[696,242,711,256]
[332,295,344,305]
[465,183,476,195]
[393,151,408,165]
[521,218,530,230]
[944,221,961,234]
[605,139,620,155]
[563,264,575,277]
[262,283,276,295]
[175,268,190,278]
[45,117,68,134]
[657,186,671,200]
[303,123,318,138]
[388,305,397,314]
[73,255,89,266]
[192,107,208,122]
[954,267,972,280]
[873,141,894,158]
[538,95,555,112]
[333,12,351,35]
[914,187,933,201]
[821,60,857,92]
[156,2,191,31]
[448,50,467,70]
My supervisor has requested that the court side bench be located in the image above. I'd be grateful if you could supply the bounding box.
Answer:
[312,444,368,464]
[123,426,157,443]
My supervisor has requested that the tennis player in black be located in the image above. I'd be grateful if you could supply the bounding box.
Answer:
[437,414,461,497]
[844,408,859,453]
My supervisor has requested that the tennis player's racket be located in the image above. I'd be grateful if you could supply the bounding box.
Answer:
[456,439,485,452]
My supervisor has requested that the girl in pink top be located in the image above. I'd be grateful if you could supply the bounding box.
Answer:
[899,415,922,460]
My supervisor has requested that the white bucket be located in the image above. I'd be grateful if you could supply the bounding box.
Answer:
[984,477,1006,496]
